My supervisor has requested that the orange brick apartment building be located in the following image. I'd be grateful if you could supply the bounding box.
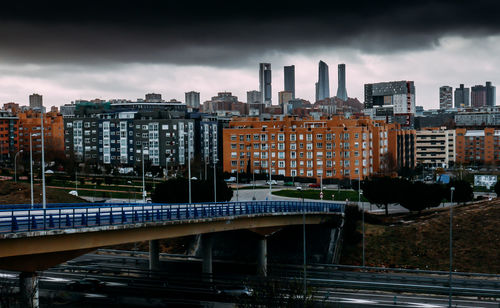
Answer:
[223,116,415,180]
[455,128,500,165]
[17,109,64,156]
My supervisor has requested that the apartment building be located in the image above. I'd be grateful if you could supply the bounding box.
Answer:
[416,128,455,167]
[17,109,64,156]
[455,128,500,165]
[222,116,410,180]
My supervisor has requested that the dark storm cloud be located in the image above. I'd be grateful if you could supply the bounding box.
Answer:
[0,0,499,66]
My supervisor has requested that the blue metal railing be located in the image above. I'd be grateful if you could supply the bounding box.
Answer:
[0,201,344,234]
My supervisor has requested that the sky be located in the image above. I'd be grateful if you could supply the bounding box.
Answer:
[0,0,499,109]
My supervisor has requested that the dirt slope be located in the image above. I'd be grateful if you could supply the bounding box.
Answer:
[341,199,500,273]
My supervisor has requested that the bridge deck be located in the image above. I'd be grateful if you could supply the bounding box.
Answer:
[0,201,344,236]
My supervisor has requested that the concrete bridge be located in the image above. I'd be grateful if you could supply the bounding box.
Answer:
[0,200,344,307]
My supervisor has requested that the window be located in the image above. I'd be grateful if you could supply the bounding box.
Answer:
[290,134,296,141]
[306,134,312,141]
[230,135,237,141]
[278,161,285,168]
[316,142,323,148]
[316,134,322,140]
[290,143,296,150]
[278,134,284,141]
[278,143,285,150]
[306,143,313,150]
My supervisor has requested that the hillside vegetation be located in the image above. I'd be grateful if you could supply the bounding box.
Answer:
[341,199,500,273]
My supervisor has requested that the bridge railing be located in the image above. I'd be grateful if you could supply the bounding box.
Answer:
[0,201,344,234]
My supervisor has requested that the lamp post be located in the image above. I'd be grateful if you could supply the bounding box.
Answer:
[449,186,455,308]
[236,157,239,202]
[268,145,272,200]
[213,158,218,203]
[40,111,46,209]
[14,150,23,183]
[296,186,307,298]
[141,146,146,203]
[359,171,365,267]
[252,160,256,201]
[29,133,39,209]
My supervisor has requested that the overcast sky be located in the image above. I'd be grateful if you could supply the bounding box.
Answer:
[0,1,499,109]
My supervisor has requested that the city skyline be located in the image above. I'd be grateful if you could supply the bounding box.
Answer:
[0,2,499,109]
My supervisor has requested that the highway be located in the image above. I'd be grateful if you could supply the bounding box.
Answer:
[2,249,496,307]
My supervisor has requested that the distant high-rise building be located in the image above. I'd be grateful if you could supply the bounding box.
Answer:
[486,81,496,106]
[185,91,200,109]
[471,85,487,107]
[364,80,416,128]
[336,64,348,101]
[454,84,470,108]
[439,86,453,109]
[29,93,43,109]
[284,65,295,99]
[316,61,330,101]
[145,93,162,102]
[278,91,293,114]
[259,63,272,106]
[247,90,261,104]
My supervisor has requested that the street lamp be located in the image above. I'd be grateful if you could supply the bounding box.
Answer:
[141,146,146,203]
[29,133,40,209]
[14,150,23,183]
[40,111,46,209]
[449,186,455,308]
[296,186,306,298]
[213,158,218,203]
[252,159,256,201]
[268,145,272,201]
[359,171,365,267]
[236,157,239,202]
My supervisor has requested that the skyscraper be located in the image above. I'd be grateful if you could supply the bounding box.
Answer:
[284,65,295,99]
[486,81,496,106]
[364,80,416,128]
[29,93,43,109]
[439,86,453,109]
[247,90,261,104]
[185,91,200,109]
[316,61,330,101]
[471,85,487,107]
[278,91,293,114]
[454,84,469,108]
[336,63,348,101]
[145,93,162,102]
[259,63,272,106]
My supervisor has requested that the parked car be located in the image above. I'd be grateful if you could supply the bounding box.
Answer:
[284,181,294,186]
[308,183,320,188]
[266,180,278,185]
[67,278,105,292]
[225,177,236,183]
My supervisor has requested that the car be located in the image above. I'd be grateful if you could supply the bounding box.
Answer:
[225,177,236,183]
[284,181,294,186]
[266,180,277,185]
[68,190,78,196]
[308,183,320,188]
[67,278,105,292]
[216,285,253,297]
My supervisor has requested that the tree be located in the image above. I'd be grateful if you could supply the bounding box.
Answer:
[398,181,445,213]
[361,177,402,216]
[379,152,397,176]
[446,180,473,204]
[151,177,233,203]
[495,180,500,197]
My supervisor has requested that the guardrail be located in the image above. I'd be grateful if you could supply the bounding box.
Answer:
[0,201,344,234]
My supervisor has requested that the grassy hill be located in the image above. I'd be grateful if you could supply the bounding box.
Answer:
[0,181,86,205]
[340,199,500,274]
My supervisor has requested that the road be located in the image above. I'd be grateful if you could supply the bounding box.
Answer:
[2,249,498,307]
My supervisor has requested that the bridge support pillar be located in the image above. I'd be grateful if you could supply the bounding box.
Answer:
[201,234,213,279]
[149,239,160,271]
[257,236,267,276]
[19,271,39,308]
